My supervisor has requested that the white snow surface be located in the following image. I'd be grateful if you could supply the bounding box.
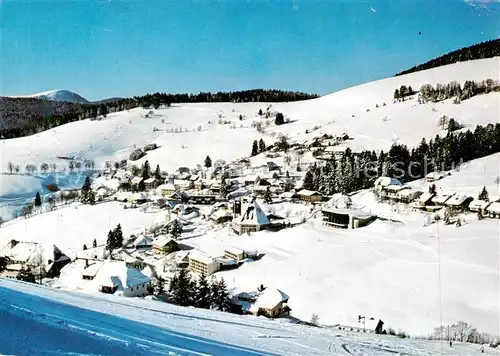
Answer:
[0,201,165,259]
[0,278,496,356]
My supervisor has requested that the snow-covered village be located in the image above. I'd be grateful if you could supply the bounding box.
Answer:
[1,2,500,355]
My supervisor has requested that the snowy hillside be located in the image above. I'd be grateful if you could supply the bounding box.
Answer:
[0,278,495,356]
[408,152,500,197]
[1,58,498,174]
[9,89,89,104]
[0,58,497,219]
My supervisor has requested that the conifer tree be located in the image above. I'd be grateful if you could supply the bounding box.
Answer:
[170,219,183,239]
[212,278,231,311]
[195,275,212,309]
[155,164,162,180]
[87,189,96,205]
[258,138,266,153]
[171,268,194,306]
[251,140,259,156]
[113,224,123,248]
[141,160,151,180]
[83,244,87,250]
[93,238,97,248]
[204,155,212,168]
[81,176,95,205]
[82,176,91,192]
[34,192,42,208]
[106,230,115,251]
[478,186,489,201]
[155,276,166,295]
[302,170,315,190]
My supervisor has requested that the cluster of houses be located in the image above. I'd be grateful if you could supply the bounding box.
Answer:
[374,174,500,218]
[0,240,70,280]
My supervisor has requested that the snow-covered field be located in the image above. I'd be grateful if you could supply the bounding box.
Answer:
[185,211,500,336]
[0,201,165,259]
[1,57,499,219]
[0,278,496,355]
[1,193,499,336]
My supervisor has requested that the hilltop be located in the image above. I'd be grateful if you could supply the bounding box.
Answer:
[396,39,500,76]
[12,89,90,104]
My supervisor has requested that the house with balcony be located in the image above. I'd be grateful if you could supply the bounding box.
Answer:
[188,253,220,276]
[322,208,376,229]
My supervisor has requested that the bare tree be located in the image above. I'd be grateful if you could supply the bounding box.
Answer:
[40,163,49,173]
[25,164,37,174]
[45,195,56,211]
[7,162,14,174]
[30,247,45,284]
[310,313,320,326]
[283,155,292,166]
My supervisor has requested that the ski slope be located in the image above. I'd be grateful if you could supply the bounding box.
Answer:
[0,278,495,356]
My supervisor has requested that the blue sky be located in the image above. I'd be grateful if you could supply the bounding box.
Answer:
[1,0,499,101]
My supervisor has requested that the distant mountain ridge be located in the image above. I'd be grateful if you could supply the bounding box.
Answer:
[11,89,89,104]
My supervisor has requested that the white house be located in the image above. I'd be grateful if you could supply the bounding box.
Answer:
[485,202,500,218]
[133,235,153,249]
[374,176,402,190]
[157,183,177,196]
[425,172,444,182]
[396,188,423,203]
[94,261,151,297]
[224,247,258,262]
[248,288,291,318]
[468,199,492,213]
